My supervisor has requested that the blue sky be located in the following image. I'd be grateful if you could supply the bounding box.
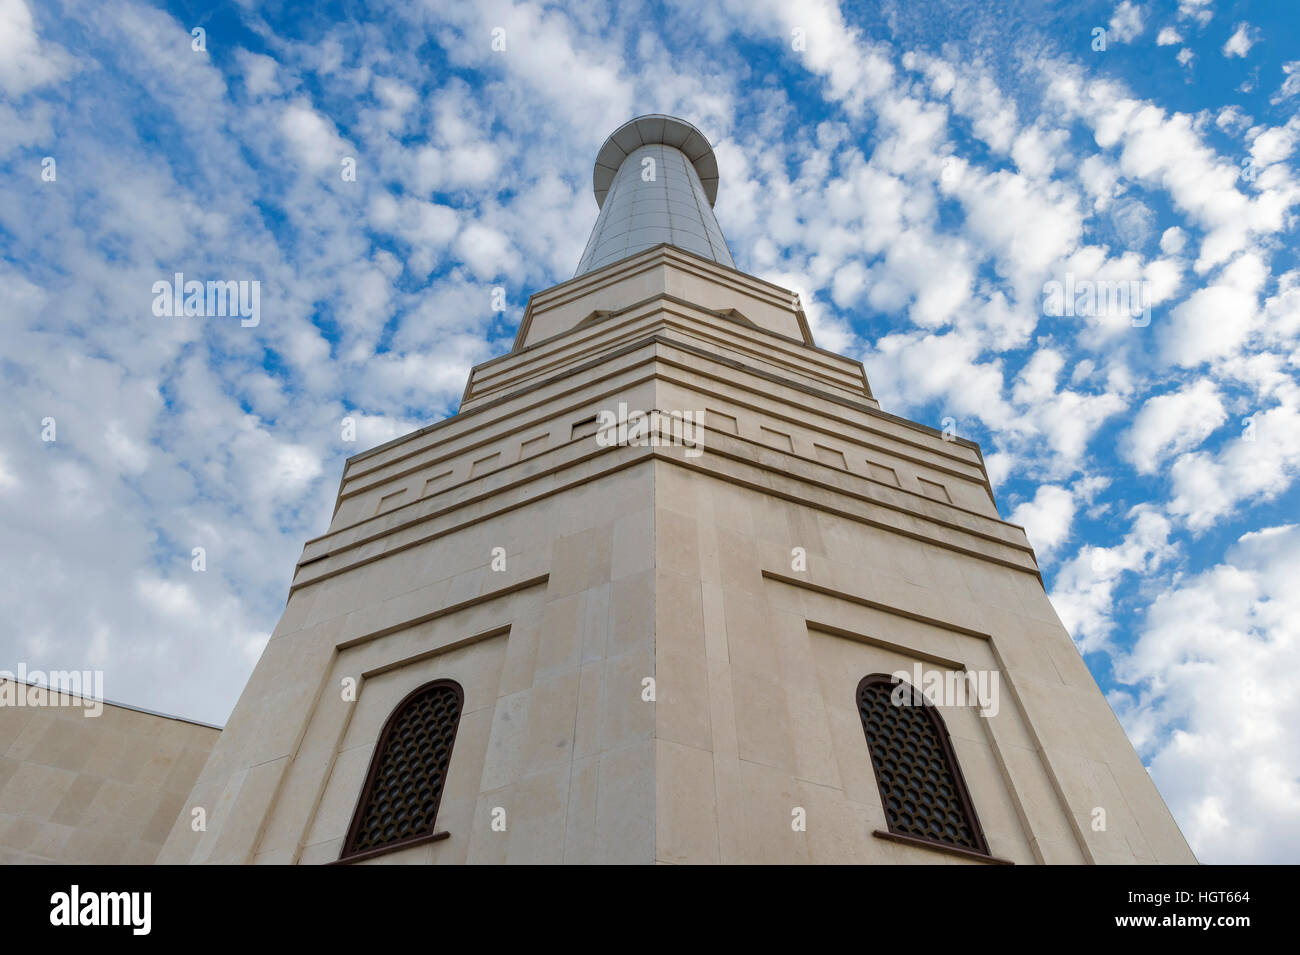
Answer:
[1,0,1297,863]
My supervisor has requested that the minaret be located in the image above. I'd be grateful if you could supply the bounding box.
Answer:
[576,115,733,275]
[159,116,1196,865]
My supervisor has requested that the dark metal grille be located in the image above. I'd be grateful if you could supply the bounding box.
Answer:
[342,680,463,858]
[857,675,986,853]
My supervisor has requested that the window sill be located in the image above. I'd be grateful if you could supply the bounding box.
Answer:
[872,829,1013,865]
[330,830,450,865]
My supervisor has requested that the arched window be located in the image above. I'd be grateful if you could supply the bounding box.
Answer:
[339,679,464,863]
[857,673,988,855]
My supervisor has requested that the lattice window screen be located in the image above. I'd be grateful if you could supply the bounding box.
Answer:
[857,674,987,854]
[341,680,463,860]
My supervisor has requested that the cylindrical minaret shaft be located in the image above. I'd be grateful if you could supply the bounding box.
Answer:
[575,114,734,276]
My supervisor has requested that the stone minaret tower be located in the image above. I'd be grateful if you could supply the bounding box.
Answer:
[160,115,1195,865]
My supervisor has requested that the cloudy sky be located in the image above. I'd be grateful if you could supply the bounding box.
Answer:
[2,0,1298,863]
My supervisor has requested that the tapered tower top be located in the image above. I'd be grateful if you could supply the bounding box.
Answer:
[575,114,735,276]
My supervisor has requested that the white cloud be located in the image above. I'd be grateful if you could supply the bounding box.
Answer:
[0,0,73,96]
[732,0,893,115]
[1156,26,1183,46]
[1214,105,1249,135]
[455,223,516,280]
[868,329,1018,433]
[1051,78,1284,273]
[1248,118,1300,170]
[369,194,460,276]
[135,576,200,620]
[1273,61,1300,104]
[1260,270,1300,346]
[1158,226,1187,255]
[1221,22,1256,59]
[1050,506,1176,652]
[0,453,16,492]
[436,0,637,131]
[932,59,1018,153]
[236,50,280,98]
[1108,2,1145,44]
[280,100,350,171]
[1177,0,1213,27]
[1168,404,1300,530]
[1123,379,1227,473]
[1009,484,1077,558]
[957,168,1084,281]
[1112,524,1300,863]
[1160,252,1267,367]
[1032,386,1129,470]
[339,411,425,449]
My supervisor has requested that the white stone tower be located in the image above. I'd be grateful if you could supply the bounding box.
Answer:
[160,116,1196,865]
